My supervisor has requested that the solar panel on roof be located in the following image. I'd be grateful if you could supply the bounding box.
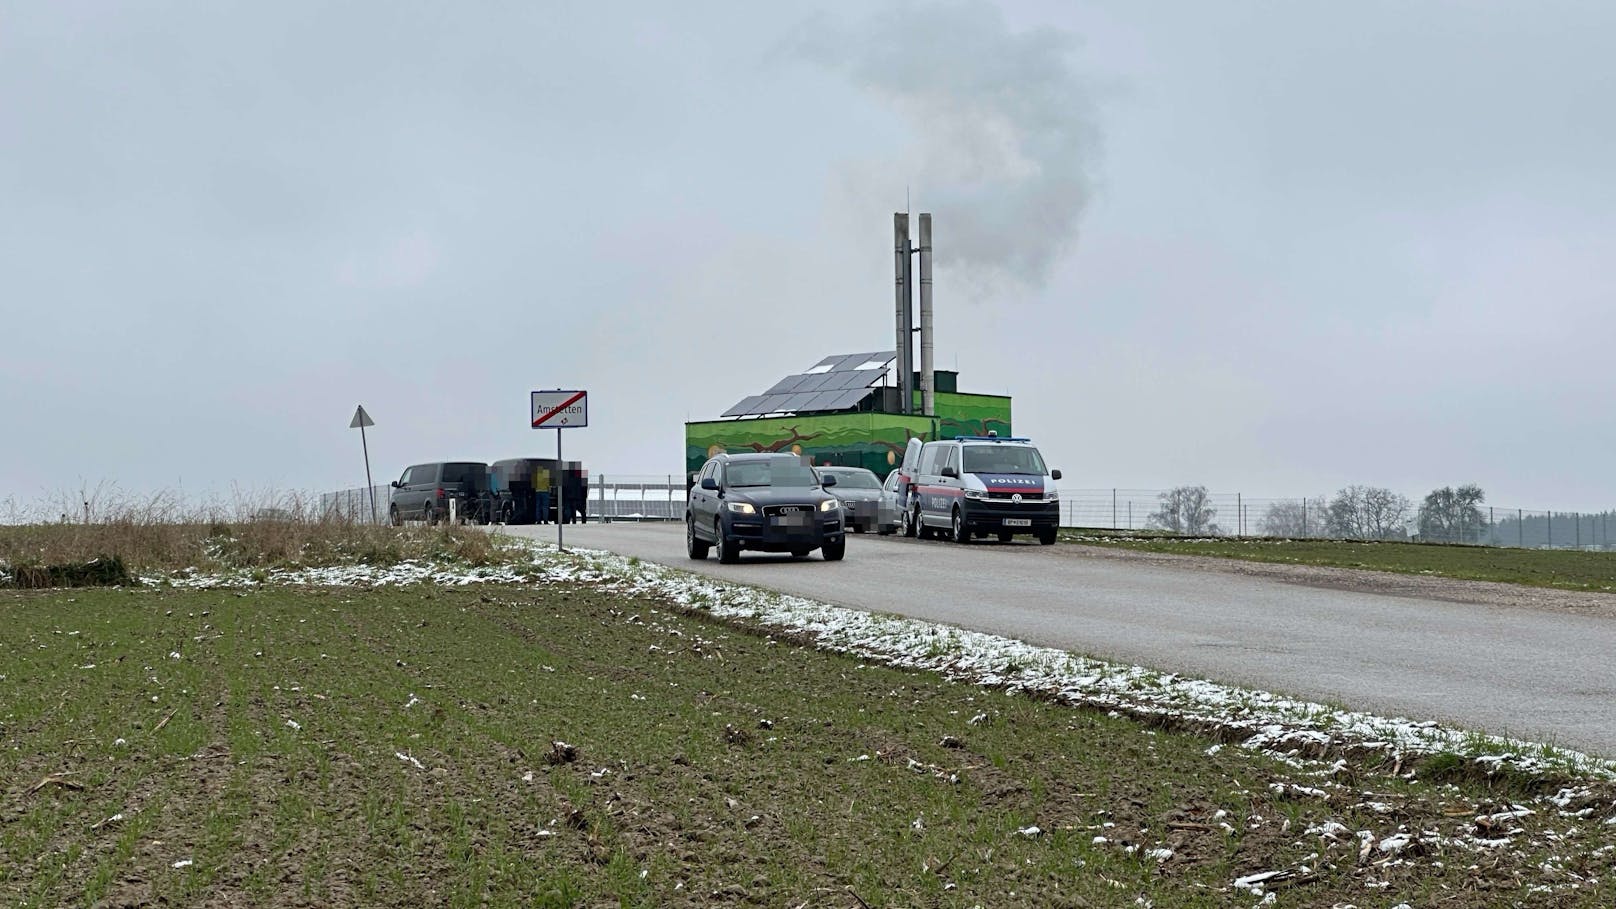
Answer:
[764,374,810,395]
[721,395,766,417]
[822,388,872,410]
[777,392,817,411]
[802,390,845,410]
[718,351,899,418]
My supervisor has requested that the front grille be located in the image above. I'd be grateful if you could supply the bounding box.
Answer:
[764,504,814,518]
[986,492,1051,502]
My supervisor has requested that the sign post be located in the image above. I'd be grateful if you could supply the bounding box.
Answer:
[531,390,588,550]
[349,405,377,524]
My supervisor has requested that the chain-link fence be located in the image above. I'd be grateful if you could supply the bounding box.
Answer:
[320,478,1616,550]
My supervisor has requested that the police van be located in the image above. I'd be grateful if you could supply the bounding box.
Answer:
[910,434,1062,545]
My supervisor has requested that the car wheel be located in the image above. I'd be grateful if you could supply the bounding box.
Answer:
[904,504,919,538]
[1038,528,1058,546]
[424,504,437,527]
[952,508,971,544]
[716,521,739,564]
[389,505,402,527]
[686,518,710,560]
[822,539,845,561]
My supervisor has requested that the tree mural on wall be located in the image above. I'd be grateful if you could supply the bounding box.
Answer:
[736,426,822,453]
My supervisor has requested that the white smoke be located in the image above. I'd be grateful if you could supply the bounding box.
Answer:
[791,1,1101,293]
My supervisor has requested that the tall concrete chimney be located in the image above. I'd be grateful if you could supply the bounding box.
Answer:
[918,213,934,418]
[893,212,913,414]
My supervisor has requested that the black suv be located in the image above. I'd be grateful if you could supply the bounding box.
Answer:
[686,453,845,563]
[389,461,490,525]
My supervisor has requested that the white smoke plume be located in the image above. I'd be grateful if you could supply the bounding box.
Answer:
[791,1,1102,293]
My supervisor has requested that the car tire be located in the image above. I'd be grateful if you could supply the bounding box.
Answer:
[822,539,845,561]
[424,504,437,527]
[952,508,971,544]
[998,531,1013,543]
[904,504,919,538]
[389,505,402,527]
[716,521,739,564]
[1039,528,1058,546]
[686,518,710,560]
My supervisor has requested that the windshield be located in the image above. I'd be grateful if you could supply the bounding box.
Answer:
[822,469,880,489]
[726,460,819,488]
[962,445,1046,476]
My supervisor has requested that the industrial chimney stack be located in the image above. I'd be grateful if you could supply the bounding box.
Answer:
[918,213,934,417]
[893,213,912,415]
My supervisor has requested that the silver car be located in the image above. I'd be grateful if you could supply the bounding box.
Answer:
[815,466,891,534]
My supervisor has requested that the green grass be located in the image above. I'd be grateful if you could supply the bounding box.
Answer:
[1063,531,1616,592]
[2,581,1612,906]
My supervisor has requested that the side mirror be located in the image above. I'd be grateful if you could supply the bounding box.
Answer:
[391,481,402,488]
[941,466,959,479]
[1050,469,1062,481]
[821,474,838,487]
[700,477,719,491]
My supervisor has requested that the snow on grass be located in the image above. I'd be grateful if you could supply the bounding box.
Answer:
[146,540,1616,785]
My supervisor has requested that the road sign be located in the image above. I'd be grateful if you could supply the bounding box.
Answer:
[348,405,377,523]
[531,390,588,429]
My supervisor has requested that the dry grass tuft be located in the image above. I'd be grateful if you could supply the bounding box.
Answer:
[0,483,524,584]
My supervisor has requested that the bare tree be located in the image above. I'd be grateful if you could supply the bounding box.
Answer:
[1260,497,1329,538]
[1325,485,1411,540]
[1148,486,1220,535]
[1418,484,1486,543]
[1361,487,1412,540]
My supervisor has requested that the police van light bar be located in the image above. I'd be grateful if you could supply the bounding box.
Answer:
[953,435,1031,443]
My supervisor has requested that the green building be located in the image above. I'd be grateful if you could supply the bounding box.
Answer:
[684,351,1011,479]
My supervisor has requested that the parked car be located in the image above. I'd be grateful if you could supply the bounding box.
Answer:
[910,435,1061,544]
[686,452,845,563]
[877,469,905,535]
[815,466,888,533]
[389,461,491,525]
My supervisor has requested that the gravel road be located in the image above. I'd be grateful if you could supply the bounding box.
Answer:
[505,522,1616,758]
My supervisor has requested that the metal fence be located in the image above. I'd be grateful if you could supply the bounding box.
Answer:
[1059,488,1616,550]
[320,478,1616,550]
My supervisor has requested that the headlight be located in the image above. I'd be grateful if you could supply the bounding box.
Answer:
[1046,490,1059,502]
[818,499,839,512]
[726,502,755,514]
[963,489,986,500]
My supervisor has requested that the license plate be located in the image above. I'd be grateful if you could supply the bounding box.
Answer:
[1003,518,1031,527]
[774,513,810,527]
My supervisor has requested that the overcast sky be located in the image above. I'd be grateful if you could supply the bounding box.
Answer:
[4,1,1614,514]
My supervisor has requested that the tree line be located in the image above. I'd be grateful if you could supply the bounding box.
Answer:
[1147,483,1504,543]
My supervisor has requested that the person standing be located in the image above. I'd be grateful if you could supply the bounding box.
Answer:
[534,464,551,524]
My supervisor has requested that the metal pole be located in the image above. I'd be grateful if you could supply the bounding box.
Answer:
[556,427,564,551]
[360,424,377,524]
[1112,489,1117,529]
[1518,508,1523,548]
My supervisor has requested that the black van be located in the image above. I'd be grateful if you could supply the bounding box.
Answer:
[389,462,490,525]
[489,458,588,524]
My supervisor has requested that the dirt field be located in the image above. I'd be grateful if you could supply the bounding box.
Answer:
[3,579,1614,907]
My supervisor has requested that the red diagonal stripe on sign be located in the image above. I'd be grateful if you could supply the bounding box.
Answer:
[533,391,586,427]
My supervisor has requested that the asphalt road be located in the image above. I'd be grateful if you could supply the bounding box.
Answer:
[505,522,1616,758]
